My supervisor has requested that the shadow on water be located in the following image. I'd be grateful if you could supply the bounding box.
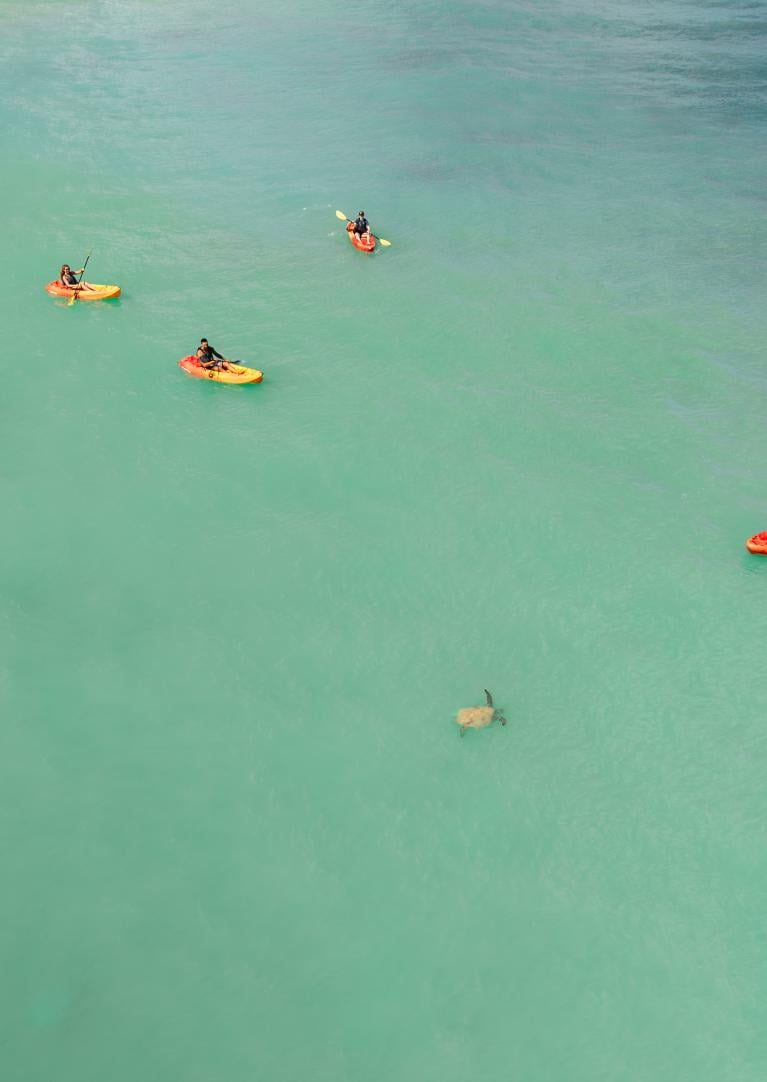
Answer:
[49,296,123,310]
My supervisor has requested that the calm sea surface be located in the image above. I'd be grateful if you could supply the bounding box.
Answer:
[1,1,766,1079]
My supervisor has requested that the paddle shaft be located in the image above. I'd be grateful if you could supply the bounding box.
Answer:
[77,253,91,283]
[69,251,92,304]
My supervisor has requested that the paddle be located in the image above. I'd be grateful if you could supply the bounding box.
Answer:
[335,209,391,247]
[68,250,92,306]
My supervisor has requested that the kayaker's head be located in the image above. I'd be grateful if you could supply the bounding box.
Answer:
[200,338,208,346]
[60,264,70,278]
[358,211,365,217]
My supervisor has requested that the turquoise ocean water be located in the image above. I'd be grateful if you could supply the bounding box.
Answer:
[1,1,766,1078]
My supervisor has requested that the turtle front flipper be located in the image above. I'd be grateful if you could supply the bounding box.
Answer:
[484,689,493,707]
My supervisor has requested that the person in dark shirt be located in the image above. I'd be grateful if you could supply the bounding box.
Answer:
[59,264,93,290]
[353,211,370,238]
[196,338,230,371]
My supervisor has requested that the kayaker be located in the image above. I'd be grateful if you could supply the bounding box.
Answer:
[59,264,94,291]
[196,338,230,371]
[353,211,370,238]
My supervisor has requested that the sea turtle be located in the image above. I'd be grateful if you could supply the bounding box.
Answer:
[456,689,507,736]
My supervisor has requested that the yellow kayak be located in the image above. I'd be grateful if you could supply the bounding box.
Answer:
[46,280,121,300]
[178,355,263,385]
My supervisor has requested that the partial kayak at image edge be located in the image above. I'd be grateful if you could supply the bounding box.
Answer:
[745,531,767,554]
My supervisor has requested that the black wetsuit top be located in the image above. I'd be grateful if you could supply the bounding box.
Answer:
[197,344,224,366]
[62,270,79,287]
[354,216,369,235]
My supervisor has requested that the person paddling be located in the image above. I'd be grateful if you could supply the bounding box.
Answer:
[59,264,94,291]
[353,211,370,239]
[196,338,230,371]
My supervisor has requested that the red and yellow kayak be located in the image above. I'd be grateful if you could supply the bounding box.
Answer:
[346,222,375,253]
[45,280,121,300]
[178,355,263,385]
[745,531,767,555]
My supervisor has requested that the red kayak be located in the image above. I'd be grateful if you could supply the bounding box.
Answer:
[746,531,767,555]
[347,221,375,253]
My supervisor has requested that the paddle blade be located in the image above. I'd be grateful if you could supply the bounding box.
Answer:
[68,294,77,306]
[335,209,348,221]
[378,238,392,247]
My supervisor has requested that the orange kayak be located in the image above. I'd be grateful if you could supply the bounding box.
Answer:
[45,280,121,300]
[178,355,263,385]
[346,222,375,253]
[745,531,767,554]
